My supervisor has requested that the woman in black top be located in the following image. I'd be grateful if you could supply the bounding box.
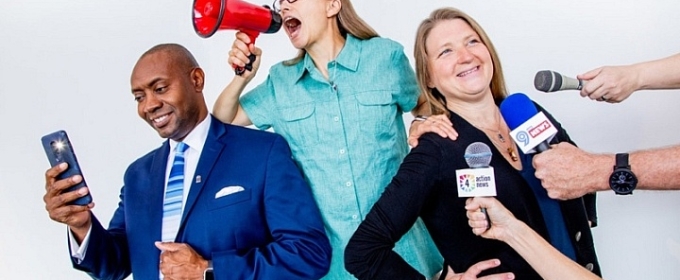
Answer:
[344,7,600,280]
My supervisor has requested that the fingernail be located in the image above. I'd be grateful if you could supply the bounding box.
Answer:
[77,187,88,195]
[72,175,82,183]
[59,162,68,169]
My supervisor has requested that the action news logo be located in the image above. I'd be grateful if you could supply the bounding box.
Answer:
[458,174,493,192]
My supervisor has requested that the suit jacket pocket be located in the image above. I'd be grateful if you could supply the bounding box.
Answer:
[208,188,252,210]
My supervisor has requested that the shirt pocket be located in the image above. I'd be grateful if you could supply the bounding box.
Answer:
[354,90,397,134]
[278,103,319,145]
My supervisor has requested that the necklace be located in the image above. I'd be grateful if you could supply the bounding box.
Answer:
[470,109,519,162]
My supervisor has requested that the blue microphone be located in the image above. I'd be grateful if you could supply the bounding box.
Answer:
[500,93,557,154]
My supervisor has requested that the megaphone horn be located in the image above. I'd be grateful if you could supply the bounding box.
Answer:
[192,0,282,75]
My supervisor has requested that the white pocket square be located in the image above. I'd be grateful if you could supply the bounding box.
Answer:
[215,186,245,199]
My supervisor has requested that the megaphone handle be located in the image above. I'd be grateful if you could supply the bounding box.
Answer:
[234,30,260,76]
[235,54,257,76]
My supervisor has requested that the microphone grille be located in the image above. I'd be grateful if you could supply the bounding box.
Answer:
[534,70,562,92]
[464,142,492,168]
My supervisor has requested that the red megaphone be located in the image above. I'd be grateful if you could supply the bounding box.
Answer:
[193,0,282,75]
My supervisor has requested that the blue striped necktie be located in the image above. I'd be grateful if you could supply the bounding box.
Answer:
[161,142,189,242]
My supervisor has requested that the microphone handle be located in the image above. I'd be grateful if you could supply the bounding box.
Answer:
[536,142,551,153]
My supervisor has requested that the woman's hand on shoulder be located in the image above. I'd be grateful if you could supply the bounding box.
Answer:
[408,114,458,148]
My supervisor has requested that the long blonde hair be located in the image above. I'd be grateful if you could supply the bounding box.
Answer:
[413,7,508,116]
[283,0,378,66]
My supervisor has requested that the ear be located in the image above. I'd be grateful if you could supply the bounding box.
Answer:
[190,67,205,92]
[326,0,341,18]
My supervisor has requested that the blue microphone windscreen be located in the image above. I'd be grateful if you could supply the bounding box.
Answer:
[499,93,538,130]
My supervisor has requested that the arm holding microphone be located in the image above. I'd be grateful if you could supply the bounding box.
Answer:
[465,197,601,280]
[534,143,680,200]
[578,53,680,103]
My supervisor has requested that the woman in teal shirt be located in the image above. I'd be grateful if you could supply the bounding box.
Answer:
[213,0,443,279]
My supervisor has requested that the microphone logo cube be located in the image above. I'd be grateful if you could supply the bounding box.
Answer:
[509,111,558,154]
[455,167,497,197]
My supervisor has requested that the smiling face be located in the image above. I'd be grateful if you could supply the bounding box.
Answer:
[130,50,207,141]
[425,18,494,104]
[279,0,340,50]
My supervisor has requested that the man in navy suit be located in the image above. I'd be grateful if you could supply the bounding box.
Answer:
[43,43,331,280]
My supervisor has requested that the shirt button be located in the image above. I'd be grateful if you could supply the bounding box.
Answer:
[352,215,358,219]
[333,116,340,122]
[346,181,352,187]
[585,263,594,271]
[339,149,346,154]
[575,231,582,242]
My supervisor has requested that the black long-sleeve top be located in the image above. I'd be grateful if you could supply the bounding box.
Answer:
[345,105,600,279]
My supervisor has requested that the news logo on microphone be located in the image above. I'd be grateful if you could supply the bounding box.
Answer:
[508,111,558,154]
[456,171,496,197]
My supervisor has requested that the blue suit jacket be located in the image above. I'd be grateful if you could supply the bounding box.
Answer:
[71,116,331,279]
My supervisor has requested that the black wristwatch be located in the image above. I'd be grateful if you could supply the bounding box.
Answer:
[609,153,637,195]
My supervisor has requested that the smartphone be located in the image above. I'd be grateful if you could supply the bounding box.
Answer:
[41,130,92,206]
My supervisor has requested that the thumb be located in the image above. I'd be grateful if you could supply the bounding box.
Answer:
[250,45,263,56]
[155,241,180,252]
[577,67,601,81]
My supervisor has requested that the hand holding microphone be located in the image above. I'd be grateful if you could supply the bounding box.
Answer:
[534,69,624,102]
[457,142,497,230]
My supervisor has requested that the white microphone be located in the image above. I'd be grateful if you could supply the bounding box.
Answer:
[457,142,497,197]
[534,70,586,92]
[457,142,497,229]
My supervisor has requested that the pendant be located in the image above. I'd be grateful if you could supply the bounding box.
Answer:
[498,133,505,143]
[507,147,519,162]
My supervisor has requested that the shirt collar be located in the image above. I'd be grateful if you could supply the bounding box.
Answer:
[293,34,362,83]
[168,114,210,153]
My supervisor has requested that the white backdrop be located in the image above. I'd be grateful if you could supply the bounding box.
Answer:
[1,0,679,279]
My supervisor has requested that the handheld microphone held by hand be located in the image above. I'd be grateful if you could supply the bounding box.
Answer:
[192,0,282,75]
[500,93,558,154]
[534,70,586,93]
[457,142,497,229]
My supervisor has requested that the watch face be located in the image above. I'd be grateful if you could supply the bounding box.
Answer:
[610,170,637,194]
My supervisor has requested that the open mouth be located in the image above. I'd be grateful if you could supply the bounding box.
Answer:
[151,113,171,128]
[457,66,479,77]
[284,16,301,37]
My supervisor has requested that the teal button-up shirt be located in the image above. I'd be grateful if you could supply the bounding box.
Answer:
[241,35,442,279]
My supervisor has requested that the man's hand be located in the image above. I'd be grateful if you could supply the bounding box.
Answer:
[532,143,611,200]
[408,114,458,147]
[443,259,514,280]
[156,242,209,280]
[43,163,94,242]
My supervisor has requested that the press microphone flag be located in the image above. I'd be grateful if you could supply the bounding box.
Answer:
[500,93,558,154]
[534,70,586,92]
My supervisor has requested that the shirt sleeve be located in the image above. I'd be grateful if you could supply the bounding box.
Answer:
[240,76,277,131]
[344,135,443,280]
[388,42,419,113]
[69,225,93,263]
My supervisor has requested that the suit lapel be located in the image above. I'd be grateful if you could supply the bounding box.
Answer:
[179,117,227,230]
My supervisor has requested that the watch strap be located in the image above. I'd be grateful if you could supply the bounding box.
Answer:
[615,153,630,169]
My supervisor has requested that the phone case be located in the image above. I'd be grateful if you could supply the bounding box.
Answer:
[41,130,92,206]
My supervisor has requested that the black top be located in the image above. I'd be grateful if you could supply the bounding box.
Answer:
[345,104,600,280]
